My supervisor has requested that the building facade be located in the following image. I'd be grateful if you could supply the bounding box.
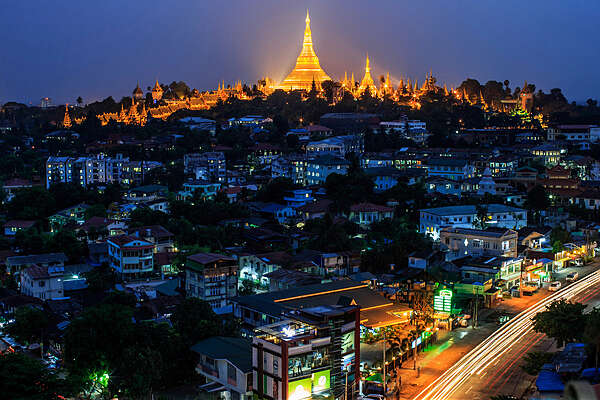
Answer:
[185,253,238,311]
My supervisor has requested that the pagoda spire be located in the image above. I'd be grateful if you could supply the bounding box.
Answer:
[62,104,72,128]
[359,54,376,94]
[278,9,331,90]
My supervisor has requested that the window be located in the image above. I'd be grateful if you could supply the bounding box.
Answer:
[273,359,278,374]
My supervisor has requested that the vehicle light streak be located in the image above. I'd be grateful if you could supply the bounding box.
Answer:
[414,269,600,400]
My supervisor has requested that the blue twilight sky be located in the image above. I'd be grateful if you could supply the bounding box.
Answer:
[1,0,598,105]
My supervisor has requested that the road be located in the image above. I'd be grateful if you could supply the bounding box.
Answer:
[414,268,600,400]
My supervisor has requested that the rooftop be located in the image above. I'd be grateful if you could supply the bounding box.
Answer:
[420,204,524,216]
[190,336,252,373]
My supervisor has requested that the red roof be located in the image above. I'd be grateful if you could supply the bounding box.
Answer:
[350,203,394,213]
[307,124,332,132]
[4,220,35,229]
[80,216,115,231]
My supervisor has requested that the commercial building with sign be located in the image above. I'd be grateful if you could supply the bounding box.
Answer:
[252,305,360,400]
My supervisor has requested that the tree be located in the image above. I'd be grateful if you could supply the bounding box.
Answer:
[583,307,600,371]
[0,353,69,399]
[77,96,83,106]
[7,306,49,344]
[525,185,550,210]
[171,298,226,344]
[83,262,115,292]
[521,351,554,375]
[473,205,489,230]
[533,300,587,347]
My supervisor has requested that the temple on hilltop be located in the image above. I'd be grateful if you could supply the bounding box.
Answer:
[358,55,377,96]
[277,10,332,91]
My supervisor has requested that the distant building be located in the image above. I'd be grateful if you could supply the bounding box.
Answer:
[3,220,35,237]
[547,124,600,142]
[419,204,527,239]
[426,158,475,181]
[107,235,154,280]
[40,97,52,108]
[306,135,364,158]
[20,265,65,300]
[348,203,394,226]
[185,253,238,311]
[440,227,518,261]
[306,155,351,185]
[184,152,226,183]
[319,112,379,133]
[191,336,253,400]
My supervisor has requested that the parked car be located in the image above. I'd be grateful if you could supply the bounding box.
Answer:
[566,272,579,282]
[522,282,539,296]
[549,281,562,292]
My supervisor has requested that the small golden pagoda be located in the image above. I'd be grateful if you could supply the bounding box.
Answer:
[358,54,377,95]
[278,10,331,91]
[62,104,72,128]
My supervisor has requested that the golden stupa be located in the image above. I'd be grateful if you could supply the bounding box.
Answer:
[278,10,331,91]
[358,54,377,95]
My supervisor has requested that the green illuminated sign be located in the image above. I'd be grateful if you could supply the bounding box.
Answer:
[433,289,453,313]
[288,378,312,400]
[312,369,330,393]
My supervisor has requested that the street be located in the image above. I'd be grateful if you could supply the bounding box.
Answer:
[413,265,600,400]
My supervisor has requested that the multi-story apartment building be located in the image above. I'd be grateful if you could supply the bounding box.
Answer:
[107,235,154,280]
[271,155,308,186]
[46,154,160,188]
[20,265,65,300]
[305,135,363,158]
[440,227,518,261]
[306,155,350,185]
[184,152,226,183]
[425,158,475,181]
[185,253,238,311]
[252,305,360,400]
[547,124,600,142]
[420,204,527,240]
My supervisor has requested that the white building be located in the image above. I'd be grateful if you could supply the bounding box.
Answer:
[419,204,527,240]
[107,235,154,280]
[184,152,226,183]
[547,125,600,142]
[20,265,65,300]
[306,155,351,185]
[306,135,363,157]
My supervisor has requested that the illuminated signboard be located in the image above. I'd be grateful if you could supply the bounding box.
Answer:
[312,369,331,393]
[288,378,312,400]
[433,289,452,313]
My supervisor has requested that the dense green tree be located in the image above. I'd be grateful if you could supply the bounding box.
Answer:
[583,307,600,371]
[7,306,49,344]
[521,351,555,375]
[83,263,115,292]
[533,300,587,347]
[0,353,69,400]
[525,185,550,210]
[255,177,298,203]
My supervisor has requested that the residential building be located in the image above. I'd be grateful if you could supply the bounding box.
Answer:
[252,306,361,400]
[191,336,253,400]
[547,124,600,142]
[360,153,394,169]
[124,185,168,203]
[179,117,217,135]
[20,265,65,300]
[283,189,314,208]
[348,203,394,226]
[426,158,475,181]
[107,235,154,280]
[128,225,175,253]
[48,203,90,231]
[306,135,363,157]
[5,253,67,275]
[319,112,379,133]
[460,256,523,290]
[184,152,226,183]
[531,144,565,166]
[3,220,35,236]
[2,178,33,202]
[238,251,291,290]
[306,155,350,185]
[440,227,518,261]
[185,253,238,311]
[177,180,221,201]
[420,204,527,239]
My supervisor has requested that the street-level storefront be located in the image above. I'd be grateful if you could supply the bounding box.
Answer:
[525,258,554,283]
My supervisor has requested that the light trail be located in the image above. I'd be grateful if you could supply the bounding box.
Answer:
[414,269,600,400]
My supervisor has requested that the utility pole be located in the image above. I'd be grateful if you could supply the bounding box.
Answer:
[383,330,387,396]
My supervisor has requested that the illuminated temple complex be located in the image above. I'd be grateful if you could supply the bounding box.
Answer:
[68,10,530,128]
[277,10,332,91]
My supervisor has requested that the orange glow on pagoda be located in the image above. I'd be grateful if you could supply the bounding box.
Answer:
[277,10,331,91]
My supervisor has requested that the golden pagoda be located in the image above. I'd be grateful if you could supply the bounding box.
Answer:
[278,10,331,91]
[358,54,377,95]
[62,104,72,128]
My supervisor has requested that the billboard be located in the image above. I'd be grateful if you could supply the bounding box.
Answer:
[312,369,331,393]
[288,378,312,400]
[433,289,453,313]
[341,331,354,354]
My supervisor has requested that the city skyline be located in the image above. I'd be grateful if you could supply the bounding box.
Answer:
[2,0,599,105]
